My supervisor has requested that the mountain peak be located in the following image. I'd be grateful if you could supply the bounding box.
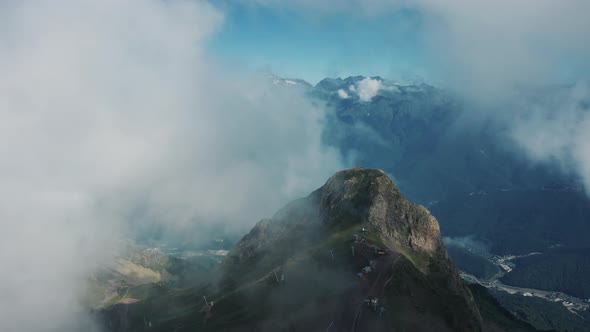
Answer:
[219,167,482,331]
[100,168,484,331]
[314,77,345,91]
[314,167,443,256]
[321,167,398,198]
[267,74,313,88]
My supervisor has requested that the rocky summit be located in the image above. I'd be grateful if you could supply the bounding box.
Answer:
[100,168,538,332]
[219,167,482,331]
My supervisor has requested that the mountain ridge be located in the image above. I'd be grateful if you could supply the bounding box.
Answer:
[98,168,542,332]
[219,167,483,331]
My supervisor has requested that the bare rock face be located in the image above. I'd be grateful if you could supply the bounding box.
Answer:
[316,167,444,256]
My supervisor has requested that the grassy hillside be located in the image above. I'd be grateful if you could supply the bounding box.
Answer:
[99,168,489,331]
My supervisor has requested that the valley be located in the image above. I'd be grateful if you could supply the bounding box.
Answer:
[446,242,590,332]
[460,265,589,316]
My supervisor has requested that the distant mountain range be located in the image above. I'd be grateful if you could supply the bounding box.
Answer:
[270,75,577,201]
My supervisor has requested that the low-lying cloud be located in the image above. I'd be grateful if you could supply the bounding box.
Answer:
[509,82,590,188]
[0,1,343,331]
[337,88,350,99]
[412,0,590,192]
[443,235,490,255]
[344,77,398,102]
[355,77,382,102]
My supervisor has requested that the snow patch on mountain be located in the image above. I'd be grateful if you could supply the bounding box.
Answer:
[337,89,349,99]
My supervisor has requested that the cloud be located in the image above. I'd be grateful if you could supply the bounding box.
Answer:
[356,77,382,102]
[252,0,590,192]
[414,1,590,97]
[0,1,344,331]
[240,1,590,198]
[233,0,407,16]
[337,88,349,99]
[248,0,590,91]
[409,0,590,192]
[509,83,590,187]
[443,235,490,254]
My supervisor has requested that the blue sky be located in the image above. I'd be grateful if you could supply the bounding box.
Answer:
[204,1,590,89]
[206,2,429,84]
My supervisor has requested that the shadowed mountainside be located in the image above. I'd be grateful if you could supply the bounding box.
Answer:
[99,168,542,331]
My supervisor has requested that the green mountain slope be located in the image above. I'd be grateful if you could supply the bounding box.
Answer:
[217,167,481,331]
[99,168,541,332]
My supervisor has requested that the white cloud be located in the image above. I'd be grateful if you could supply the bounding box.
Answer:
[0,1,344,331]
[356,77,383,102]
[337,88,349,99]
[443,235,490,254]
[509,83,590,190]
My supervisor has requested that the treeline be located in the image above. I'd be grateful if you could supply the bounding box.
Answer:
[501,247,590,299]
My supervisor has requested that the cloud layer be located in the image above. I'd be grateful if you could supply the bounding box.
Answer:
[509,83,590,187]
[408,0,590,191]
[0,1,343,331]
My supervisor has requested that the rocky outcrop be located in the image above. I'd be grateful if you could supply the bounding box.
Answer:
[223,167,483,331]
[99,168,485,332]
[314,167,444,255]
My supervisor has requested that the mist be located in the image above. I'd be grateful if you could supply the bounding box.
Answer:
[3,1,590,330]
[247,0,590,193]
[0,1,343,331]
[409,1,590,193]
[414,0,590,193]
[443,236,490,255]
